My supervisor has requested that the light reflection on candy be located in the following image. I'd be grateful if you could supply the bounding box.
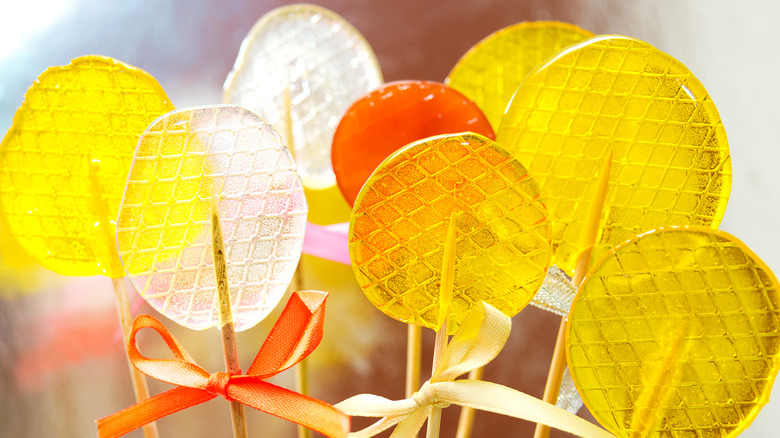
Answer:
[0,56,174,277]
[446,21,593,130]
[497,35,732,276]
[349,132,552,332]
[116,105,307,331]
[224,3,383,190]
[567,226,780,437]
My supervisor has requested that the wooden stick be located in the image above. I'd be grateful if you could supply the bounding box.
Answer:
[284,84,295,157]
[212,198,249,438]
[454,367,484,438]
[426,217,457,438]
[291,260,313,438]
[406,325,422,398]
[112,278,160,438]
[89,159,159,438]
[533,151,613,438]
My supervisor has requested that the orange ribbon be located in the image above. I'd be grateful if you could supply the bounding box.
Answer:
[96,291,349,438]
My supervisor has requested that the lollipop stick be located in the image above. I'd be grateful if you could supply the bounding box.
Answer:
[284,84,295,156]
[89,159,159,438]
[454,367,484,438]
[406,324,422,398]
[426,217,457,438]
[212,198,249,438]
[291,260,313,438]
[533,151,613,438]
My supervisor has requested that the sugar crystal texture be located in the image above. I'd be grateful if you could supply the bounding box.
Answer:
[116,105,307,331]
[446,21,593,130]
[567,226,780,437]
[497,36,732,276]
[0,56,174,278]
[224,4,383,189]
[332,81,495,206]
[349,132,552,332]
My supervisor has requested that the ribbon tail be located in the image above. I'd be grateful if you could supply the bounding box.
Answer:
[389,405,431,438]
[97,387,215,438]
[230,378,349,438]
[345,415,406,438]
[437,380,615,438]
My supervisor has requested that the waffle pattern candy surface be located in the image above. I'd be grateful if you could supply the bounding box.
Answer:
[497,35,731,276]
[332,81,495,206]
[0,56,173,278]
[223,4,383,190]
[446,21,593,130]
[349,132,552,332]
[116,106,307,331]
[567,227,780,437]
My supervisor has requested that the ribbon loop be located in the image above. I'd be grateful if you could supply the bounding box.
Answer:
[97,291,350,438]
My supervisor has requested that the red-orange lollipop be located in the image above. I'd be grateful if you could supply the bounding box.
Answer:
[332,80,494,206]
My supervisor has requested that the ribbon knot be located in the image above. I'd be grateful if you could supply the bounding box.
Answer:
[97,291,350,438]
[336,302,615,438]
[412,381,448,409]
[205,372,235,400]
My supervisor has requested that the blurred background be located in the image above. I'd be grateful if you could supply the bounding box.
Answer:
[0,0,778,436]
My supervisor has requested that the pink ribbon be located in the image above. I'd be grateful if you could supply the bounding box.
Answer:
[302,222,350,265]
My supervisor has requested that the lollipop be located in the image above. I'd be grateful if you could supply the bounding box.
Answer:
[0,55,174,438]
[446,21,593,130]
[332,81,495,206]
[224,3,383,189]
[567,226,780,437]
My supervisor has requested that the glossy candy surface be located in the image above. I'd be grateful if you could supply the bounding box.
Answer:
[446,21,593,130]
[116,106,307,331]
[332,81,495,206]
[349,132,552,332]
[497,36,731,275]
[224,4,383,189]
[0,56,174,278]
[567,227,780,437]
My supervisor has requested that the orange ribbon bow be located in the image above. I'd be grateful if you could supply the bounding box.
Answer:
[96,290,349,438]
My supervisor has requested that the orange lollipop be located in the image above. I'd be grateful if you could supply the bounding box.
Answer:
[332,81,494,206]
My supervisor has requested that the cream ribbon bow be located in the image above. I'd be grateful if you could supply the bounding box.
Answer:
[335,303,614,438]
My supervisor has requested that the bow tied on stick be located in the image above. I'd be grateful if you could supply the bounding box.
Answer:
[335,302,615,438]
[97,291,350,438]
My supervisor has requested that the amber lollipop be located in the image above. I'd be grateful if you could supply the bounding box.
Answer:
[568,226,780,438]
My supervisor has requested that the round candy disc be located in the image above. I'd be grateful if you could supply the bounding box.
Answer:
[332,81,495,206]
[116,105,307,331]
[446,21,593,130]
[497,36,732,275]
[567,227,780,437]
[0,56,174,277]
[349,132,552,332]
[223,4,383,189]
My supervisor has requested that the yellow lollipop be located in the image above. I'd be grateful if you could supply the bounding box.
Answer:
[497,35,732,276]
[446,21,593,130]
[349,132,552,332]
[0,56,174,277]
[567,226,780,437]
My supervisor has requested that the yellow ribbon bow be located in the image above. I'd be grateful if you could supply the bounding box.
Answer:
[335,302,614,438]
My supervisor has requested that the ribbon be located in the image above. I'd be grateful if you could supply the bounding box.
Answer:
[335,302,614,438]
[97,291,350,438]
[303,221,351,265]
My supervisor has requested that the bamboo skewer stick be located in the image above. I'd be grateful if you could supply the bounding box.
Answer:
[406,325,422,398]
[212,197,249,438]
[90,159,159,438]
[425,217,457,438]
[291,259,313,438]
[533,150,613,438]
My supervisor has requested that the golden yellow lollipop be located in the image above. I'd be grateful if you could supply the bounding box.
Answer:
[349,132,552,332]
[497,35,731,276]
[567,226,780,437]
[446,21,593,130]
[0,56,174,277]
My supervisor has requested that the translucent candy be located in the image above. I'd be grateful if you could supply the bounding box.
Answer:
[349,132,552,332]
[567,226,780,437]
[497,36,732,276]
[0,56,174,278]
[224,4,383,190]
[116,106,307,331]
[332,81,495,206]
[446,21,593,130]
